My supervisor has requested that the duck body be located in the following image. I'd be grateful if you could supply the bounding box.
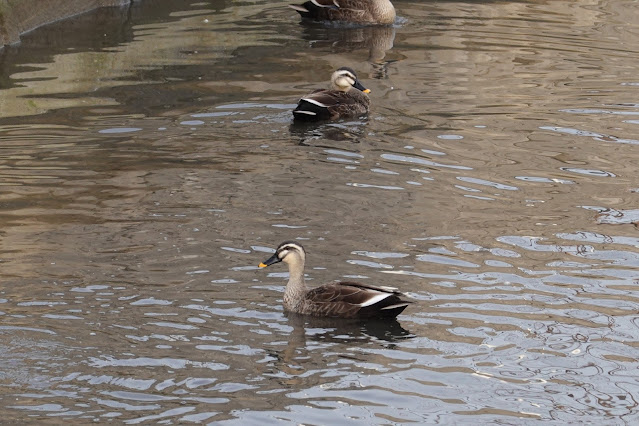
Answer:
[291,281,410,318]
[259,241,411,319]
[293,67,370,121]
[290,0,396,25]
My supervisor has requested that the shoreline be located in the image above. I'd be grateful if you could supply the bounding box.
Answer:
[0,0,132,46]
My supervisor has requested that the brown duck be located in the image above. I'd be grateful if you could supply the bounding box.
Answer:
[259,241,411,319]
[289,0,396,25]
[293,67,370,121]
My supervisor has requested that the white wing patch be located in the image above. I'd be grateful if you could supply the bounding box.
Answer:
[359,292,391,307]
[301,98,329,108]
[311,0,332,8]
[289,5,309,12]
[381,303,409,310]
[293,110,317,116]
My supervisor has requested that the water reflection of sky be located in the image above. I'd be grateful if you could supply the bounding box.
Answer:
[1,0,639,424]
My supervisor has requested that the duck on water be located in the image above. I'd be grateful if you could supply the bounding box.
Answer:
[259,241,411,319]
[289,0,396,26]
[293,67,371,121]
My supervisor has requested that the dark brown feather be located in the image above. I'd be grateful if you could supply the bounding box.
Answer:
[291,0,377,24]
[294,281,411,319]
[293,88,370,121]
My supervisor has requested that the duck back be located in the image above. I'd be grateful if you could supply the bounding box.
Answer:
[291,0,396,25]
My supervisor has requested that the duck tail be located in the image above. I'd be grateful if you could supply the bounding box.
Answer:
[289,4,310,14]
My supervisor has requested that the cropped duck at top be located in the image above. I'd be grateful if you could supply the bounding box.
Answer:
[259,241,411,319]
[290,0,396,25]
[293,67,371,121]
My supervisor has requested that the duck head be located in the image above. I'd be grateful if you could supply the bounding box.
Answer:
[331,67,370,94]
[259,241,306,268]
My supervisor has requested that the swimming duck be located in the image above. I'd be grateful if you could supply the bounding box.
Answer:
[289,0,396,25]
[259,241,411,319]
[293,67,370,121]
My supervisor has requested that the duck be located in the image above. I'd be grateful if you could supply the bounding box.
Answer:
[258,241,411,319]
[289,0,396,26]
[293,67,370,121]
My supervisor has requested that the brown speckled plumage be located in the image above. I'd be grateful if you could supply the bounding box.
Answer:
[289,0,396,25]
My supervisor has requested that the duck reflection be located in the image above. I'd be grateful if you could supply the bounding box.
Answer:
[289,118,369,144]
[278,312,412,360]
[267,312,412,391]
[269,312,413,380]
[296,313,412,344]
[299,25,397,79]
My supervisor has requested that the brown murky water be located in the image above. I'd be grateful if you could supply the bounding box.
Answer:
[1,0,639,423]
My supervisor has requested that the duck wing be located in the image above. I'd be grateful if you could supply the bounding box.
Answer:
[293,89,369,121]
[300,281,411,318]
[290,0,371,23]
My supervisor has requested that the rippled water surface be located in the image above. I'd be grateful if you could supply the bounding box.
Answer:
[1,0,639,423]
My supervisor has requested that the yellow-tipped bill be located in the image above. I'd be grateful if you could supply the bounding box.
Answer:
[260,252,282,268]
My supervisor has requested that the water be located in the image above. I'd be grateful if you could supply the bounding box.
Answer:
[1,0,639,423]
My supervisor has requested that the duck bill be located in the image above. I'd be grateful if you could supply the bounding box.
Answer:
[259,253,281,268]
[353,80,370,94]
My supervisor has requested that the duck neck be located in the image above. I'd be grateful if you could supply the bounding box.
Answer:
[283,258,307,309]
[349,88,371,106]
[372,0,396,23]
